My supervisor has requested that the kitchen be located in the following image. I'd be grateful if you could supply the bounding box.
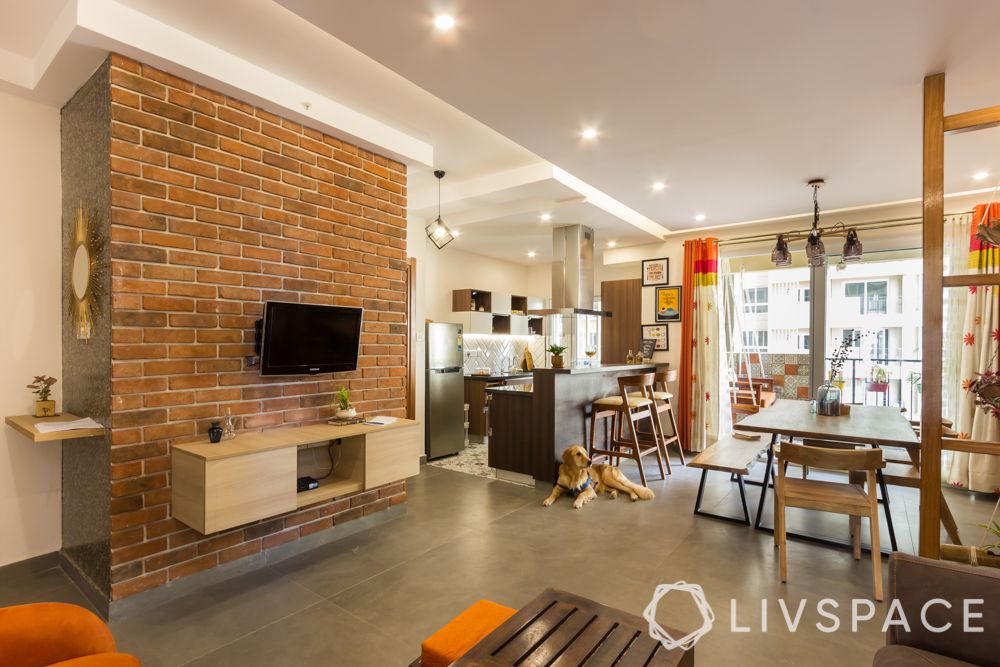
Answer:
[423,224,665,485]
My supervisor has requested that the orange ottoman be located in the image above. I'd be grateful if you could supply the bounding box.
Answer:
[421,600,517,667]
[0,602,140,667]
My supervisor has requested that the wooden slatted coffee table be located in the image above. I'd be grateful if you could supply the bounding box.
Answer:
[452,588,694,666]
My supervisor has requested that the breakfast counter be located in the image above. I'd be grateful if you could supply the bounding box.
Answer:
[484,363,661,482]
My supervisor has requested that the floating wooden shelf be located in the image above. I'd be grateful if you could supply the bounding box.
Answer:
[4,413,104,442]
[296,477,365,508]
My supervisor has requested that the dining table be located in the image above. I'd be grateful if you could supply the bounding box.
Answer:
[733,399,919,554]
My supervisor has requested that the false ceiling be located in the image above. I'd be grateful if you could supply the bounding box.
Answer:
[278,0,1000,231]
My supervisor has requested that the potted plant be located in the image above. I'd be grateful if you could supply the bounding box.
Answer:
[867,365,889,393]
[335,386,356,420]
[547,344,568,369]
[27,375,58,417]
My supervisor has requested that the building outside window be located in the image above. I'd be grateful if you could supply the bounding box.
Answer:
[743,330,768,351]
[743,286,768,313]
[845,280,889,314]
[798,287,810,303]
[798,333,810,351]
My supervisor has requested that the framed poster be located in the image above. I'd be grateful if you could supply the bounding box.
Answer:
[642,257,669,286]
[641,324,668,351]
[655,285,682,323]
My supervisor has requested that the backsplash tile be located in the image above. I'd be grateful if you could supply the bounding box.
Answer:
[463,335,547,374]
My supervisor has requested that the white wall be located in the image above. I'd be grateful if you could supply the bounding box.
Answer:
[0,90,62,566]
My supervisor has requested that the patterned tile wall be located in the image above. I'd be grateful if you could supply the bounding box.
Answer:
[463,335,547,374]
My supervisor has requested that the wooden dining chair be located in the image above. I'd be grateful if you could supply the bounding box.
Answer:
[774,442,886,601]
[588,372,665,486]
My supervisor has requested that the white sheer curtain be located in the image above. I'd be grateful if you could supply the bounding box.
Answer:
[942,213,972,423]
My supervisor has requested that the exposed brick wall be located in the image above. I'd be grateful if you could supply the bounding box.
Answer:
[104,54,409,600]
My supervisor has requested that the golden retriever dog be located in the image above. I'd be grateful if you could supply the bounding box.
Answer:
[542,445,655,509]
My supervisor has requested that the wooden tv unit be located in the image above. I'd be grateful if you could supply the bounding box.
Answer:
[171,418,420,534]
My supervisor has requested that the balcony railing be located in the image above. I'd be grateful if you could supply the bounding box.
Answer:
[826,355,922,415]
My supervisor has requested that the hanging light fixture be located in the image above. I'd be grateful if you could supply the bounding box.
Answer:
[425,169,454,249]
[842,228,863,262]
[805,179,826,268]
[771,234,792,266]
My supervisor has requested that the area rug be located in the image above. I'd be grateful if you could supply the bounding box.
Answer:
[428,443,528,486]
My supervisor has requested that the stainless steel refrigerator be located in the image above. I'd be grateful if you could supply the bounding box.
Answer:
[425,322,465,459]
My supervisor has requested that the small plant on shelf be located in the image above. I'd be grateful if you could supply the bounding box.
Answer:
[27,375,58,417]
[547,344,568,369]
[335,386,356,420]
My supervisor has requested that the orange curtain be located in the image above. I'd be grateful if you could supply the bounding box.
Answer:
[678,238,722,452]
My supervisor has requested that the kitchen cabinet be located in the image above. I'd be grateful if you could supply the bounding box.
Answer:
[464,374,533,442]
[455,311,493,335]
[491,292,512,315]
[510,315,530,335]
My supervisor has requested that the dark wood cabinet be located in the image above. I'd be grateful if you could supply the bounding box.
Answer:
[600,278,642,363]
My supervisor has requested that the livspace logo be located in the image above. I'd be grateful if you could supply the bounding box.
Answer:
[645,583,985,651]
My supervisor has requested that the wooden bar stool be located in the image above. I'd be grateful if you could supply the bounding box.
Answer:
[628,370,685,470]
[588,372,665,486]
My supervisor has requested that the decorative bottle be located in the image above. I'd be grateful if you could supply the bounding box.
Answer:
[222,407,236,440]
[626,349,635,365]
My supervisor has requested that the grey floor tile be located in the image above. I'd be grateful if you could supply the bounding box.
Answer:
[182,600,413,667]
[110,568,324,667]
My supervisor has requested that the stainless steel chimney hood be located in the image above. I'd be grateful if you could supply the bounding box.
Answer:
[527,224,612,317]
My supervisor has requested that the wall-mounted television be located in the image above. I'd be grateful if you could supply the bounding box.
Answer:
[258,301,363,376]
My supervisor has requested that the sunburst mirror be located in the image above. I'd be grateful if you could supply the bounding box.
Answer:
[70,202,99,340]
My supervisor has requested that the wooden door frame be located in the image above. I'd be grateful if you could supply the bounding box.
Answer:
[406,257,417,421]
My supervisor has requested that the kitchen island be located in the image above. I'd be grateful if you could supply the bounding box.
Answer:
[486,363,659,483]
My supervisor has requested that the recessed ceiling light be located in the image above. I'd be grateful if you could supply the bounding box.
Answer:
[974,171,990,181]
[607,241,617,248]
[434,14,455,30]
[452,229,461,237]
[580,127,598,140]
[527,251,536,258]
[695,213,706,222]
[651,181,666,192]
[540,213,552,222]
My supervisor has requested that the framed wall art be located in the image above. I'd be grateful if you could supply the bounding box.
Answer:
[655,285,682,323]
[641,324,668,352]
[642,257,669,286]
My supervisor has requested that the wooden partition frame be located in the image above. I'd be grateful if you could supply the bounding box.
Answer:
[920,73,1000,558]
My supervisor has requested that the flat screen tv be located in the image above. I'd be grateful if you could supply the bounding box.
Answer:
[258,301,363,376]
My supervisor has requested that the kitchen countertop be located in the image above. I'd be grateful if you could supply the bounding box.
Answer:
[464,371,534,381]
[532,362,658,375]
[485,383,534,395]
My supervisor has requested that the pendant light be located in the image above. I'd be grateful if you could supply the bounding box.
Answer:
[770,234,791,266]
[425,169,455,249]
[842,228,863,262]
[805,179,826,268]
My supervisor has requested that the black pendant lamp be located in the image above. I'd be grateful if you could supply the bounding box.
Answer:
[771,234,791,266]
[805,179,826,268]
[425,170,454,249]
[842,228,863,262]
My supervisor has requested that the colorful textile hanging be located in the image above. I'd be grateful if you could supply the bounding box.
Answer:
[678,238,724,453]
[947,203,1000,494]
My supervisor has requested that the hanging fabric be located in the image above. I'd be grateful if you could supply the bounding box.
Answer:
[678,238,729,453]
[947,203,1000,494]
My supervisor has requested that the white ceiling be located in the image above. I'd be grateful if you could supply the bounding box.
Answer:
[278,0,1000,231]
[3,0,1000,262]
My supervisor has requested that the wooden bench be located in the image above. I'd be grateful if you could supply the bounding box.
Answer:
[689,434,767,525]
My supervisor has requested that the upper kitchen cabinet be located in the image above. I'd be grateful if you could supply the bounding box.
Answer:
[511,295,529,315]
[455,311,494,335]
[491,292,512,315]
[452,289,492,313]
[510,315,530,335]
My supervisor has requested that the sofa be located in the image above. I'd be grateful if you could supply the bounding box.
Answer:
[874,553,999,667]
[0,603,140,667]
